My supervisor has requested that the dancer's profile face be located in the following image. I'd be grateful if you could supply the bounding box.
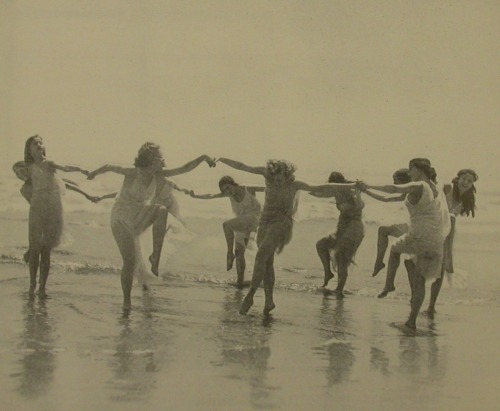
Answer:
[458,173,475,192]
[408,165,422,181]
[221,184,235,196]
[29,137,45,160]
[150,151,165,171]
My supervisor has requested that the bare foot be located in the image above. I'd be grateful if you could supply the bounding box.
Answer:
[38,288,47,299]
[391,321,416,335]
[149,254,159,277]
[263,302,275,316]
[404,320,417,331]
[372,261,386,277]
[239,294,254,315]
[226,252,235,271]
[333,289,345,299]
[322,271,334,287]
[377,286,395,298]
[421,308,436,319]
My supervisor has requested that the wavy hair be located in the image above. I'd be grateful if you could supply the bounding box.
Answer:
[452,169,478,217]
[134,142,162,168]
[24,135,45,164]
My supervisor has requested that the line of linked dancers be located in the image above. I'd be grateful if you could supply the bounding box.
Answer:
[13,136,478,332]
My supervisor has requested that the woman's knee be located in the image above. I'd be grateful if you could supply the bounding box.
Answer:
[156,205,168,218]
[316,237,329,251]
[235,244,246,256]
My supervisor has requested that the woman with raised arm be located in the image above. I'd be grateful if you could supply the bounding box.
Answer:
[217,157,357,315]
[21,135,89,297]
[358,158,450,331]
[189,175,264,287]
[311,171,365,297]
[88,142,214,306]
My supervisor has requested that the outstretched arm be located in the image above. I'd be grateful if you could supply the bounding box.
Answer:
[189,192,226,200]
[217,157,266,175]
[50,161,89,177]
[87,164,135,179]
[298,181,357,197]
[64,184,101,203]
[358,181,422,196]
[162,155,216,177]
[93,192,118,203]
[363,189,406,202]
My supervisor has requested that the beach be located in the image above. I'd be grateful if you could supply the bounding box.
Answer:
[1,183,499,411]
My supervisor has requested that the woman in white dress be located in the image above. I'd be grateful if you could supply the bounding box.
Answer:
[88,142,214,306]
[358,158,450,330]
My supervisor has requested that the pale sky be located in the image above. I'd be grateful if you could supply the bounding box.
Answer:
[1,1,499,182]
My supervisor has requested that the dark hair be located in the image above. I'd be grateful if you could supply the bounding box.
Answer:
[328,171,353,184]
[218,176,238,192]
[265,160,296,182]
[392,168,411,184]
[409,158,437,183]
[452,169,478,217]
[24,135,45,163]
[134,142,162,168]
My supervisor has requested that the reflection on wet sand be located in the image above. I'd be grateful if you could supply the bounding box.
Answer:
[216,289,275,409]
[106,293,170,402]
[316,293,356,385]
[16,297,56,399]
[398,331,447,383]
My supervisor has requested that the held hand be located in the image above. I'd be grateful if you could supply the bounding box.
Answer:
[204,156,217,168]
[356,180,368,192]
[87,195,100,203]
[87,171,96,180]
[81,169,90,177]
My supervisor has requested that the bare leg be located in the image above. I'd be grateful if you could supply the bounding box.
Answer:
[38,246,51,297]
[149,206,168,276]
[405,268,425,330]
[316,237,335,287]
[424,266,444,318]
[28,247,40,296]
[373,226,390,276]
[235,242,246,287]
[378,248,400,298]
[240,241,275,315]
[263,255,275,315]
[334,259,349,298]
[223,220,236,270]
[112,223,136,307]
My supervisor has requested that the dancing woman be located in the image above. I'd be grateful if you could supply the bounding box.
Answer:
[217,157,357,315]
[358,158,450,330]
[312,171,365,297]
[189,176,264,287]
[88,143,214,305]
[22,135,89,296]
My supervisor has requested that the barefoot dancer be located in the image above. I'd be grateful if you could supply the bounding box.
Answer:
[21,135,89,297]
[311,172,365,296]
[217,158,357,315]
[425,168,478,317]
[358,158,450,330]
[362,168,411,276]
[88,143,214,305]
[189,176,264,287]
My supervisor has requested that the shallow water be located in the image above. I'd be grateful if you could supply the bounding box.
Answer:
[1,263,499,411]
[1,170,499,410]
